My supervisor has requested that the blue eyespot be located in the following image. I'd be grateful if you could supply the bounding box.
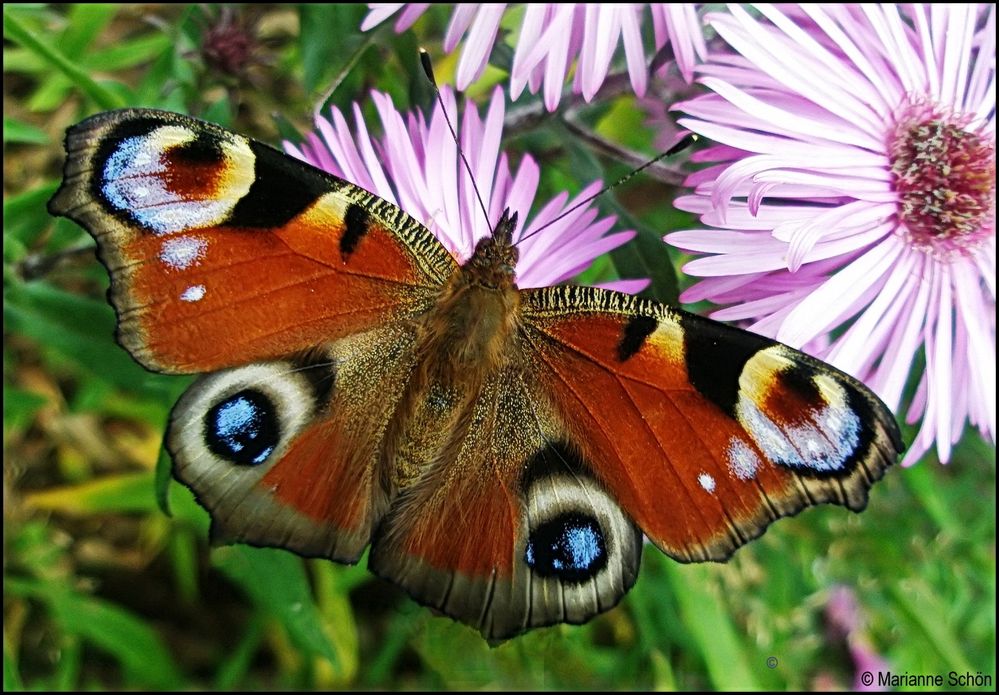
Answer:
[204,390,279,466]
[525,513,607,583]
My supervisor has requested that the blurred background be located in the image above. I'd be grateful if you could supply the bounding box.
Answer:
[4,4,995,690]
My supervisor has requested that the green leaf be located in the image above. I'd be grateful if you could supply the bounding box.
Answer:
[213,614,266,690]
[3,641,23,691]
[85,33,174,78]
[4,577,183,689]
[3,116,49,144]
[665,563,761,690]
[52,635,82,690]
[299,4,369,95]
[888,580,974,674]
[168,528,199,606]
[607,202,680,304]
[3,6,124,110]
[214,546,340,667]
[2,45,45,73]
[155,445,174,517]
[61,4,119,57]
[3,181,59,246]
[202,95,234,126]
[311,561,360,684]
[24,471,158,515]
[3,282,173,397]
[3,386,49,436]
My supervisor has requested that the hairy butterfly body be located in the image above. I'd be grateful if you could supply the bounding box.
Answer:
[49,109,903,640]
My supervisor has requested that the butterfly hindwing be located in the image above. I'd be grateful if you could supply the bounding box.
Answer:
[48,108,456,374]
[521,286,902,562]
[368,367,643,641]
[168,323,418,562]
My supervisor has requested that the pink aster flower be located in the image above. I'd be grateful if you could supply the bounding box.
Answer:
[361,4,706,110]
[285,86,645,293]
[825,586,891,692]
[665,4,996,466]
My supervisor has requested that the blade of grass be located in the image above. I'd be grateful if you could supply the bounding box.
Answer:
[665,563,761,690]
[3,7,124,110]
[4,577,182,689]
[888,580,974,674]
[213,613,266,690]
[3,642,23,691]
[24,471,158,515]
[3,116,49,144]
[214,546,340,669]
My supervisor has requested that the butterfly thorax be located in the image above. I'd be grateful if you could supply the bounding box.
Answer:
[417,211,522,379]
[387,215,524,487]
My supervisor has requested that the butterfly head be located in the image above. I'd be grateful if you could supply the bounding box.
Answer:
[464,208,520,290]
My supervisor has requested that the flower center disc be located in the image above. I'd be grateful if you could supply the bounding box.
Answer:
[889,103,995,256]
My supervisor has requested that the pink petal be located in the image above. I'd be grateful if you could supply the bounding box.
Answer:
[454,5,506,89]
[777,236,903,347]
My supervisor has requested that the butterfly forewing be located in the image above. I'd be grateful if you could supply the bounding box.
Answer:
[48,109,455,374]
[521,285,902,563]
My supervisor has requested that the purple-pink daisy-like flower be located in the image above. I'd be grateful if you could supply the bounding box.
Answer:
[664,4,995,466]
[824,586,891,692]
[361,4,706,111]
[285,86,646,293]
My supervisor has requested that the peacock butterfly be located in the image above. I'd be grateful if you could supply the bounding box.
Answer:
[48,108,903,640]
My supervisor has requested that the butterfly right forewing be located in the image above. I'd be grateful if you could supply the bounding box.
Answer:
[520,285,902,563]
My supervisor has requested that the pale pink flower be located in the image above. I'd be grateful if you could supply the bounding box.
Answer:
[825,586,890,692]
[285,86,645,292]
[361,4,706,110]
[665,5,996,466]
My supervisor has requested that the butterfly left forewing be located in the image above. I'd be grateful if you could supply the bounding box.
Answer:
[49,108,463,563]
[48,109,456,374]
[521,286,902,563]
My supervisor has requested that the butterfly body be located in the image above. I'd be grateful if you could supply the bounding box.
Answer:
[49,109,903,640]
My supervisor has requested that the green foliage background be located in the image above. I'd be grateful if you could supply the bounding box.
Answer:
[4,4,995,690]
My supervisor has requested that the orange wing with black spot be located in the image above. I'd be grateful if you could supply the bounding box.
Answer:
[521,285,902,563]
[49,108,455,374]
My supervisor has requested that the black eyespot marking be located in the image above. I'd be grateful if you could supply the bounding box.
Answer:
[204,389,280,466]
[525,512,608,583]
[168,130,225,165]
[227,141,331,228]
[521,441,589,488]
[340,203,371,259]
[618,315,658,361]
[679,311,776,417]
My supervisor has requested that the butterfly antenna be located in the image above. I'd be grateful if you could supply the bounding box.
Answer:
[420,49,493,233]
[514,133,699,246]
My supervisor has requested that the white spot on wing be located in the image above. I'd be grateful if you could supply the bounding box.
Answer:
[727,439,760,480]
[160,236,207,270]
[698,473,716,493]
[181,285,206,302]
